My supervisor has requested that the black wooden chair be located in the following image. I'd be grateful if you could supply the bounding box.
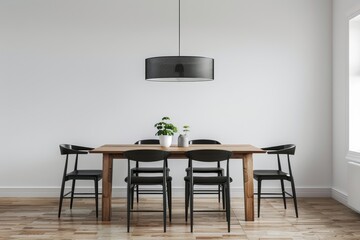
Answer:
[253,144,298,218]
[186,139,225,206]
[124,149,172,232]
[184,149,232,232]
[58,144,102,218]
[132,139,170,205]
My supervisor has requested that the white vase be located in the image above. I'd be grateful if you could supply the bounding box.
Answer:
[159,135,172,147]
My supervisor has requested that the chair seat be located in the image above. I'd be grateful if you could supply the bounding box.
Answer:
[253,170,290,180]
[66,170,102,180]
[184,176,232,185]
[185,167,224,174]
[125,176,172,184]
[131,167,170,174]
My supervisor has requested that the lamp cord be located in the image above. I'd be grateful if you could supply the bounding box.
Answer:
[178,0,181,56]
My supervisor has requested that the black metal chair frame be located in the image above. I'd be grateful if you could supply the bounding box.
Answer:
[186,139,225,207]
[184,149,232,232]
[58,144,102,218]
[132,139,170,206]
[124,149,172,233]
[253,144,298,218]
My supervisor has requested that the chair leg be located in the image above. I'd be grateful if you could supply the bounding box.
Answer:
[221,170,225,208]
[185,182,189,222]
[167,181,172,222]
[94,179,99,218]
[70,179,76,209]
[225,186,229,223]
[135,169,139,203]
[58,178,66,218]
[218,185,221,203]
[127,185,131,232]
[290,178,299,218]
[225,186,228,222]
[136,185,139,203]
[190,183,194,232]
[131,185,134,209]
[218,172,221,203]
[226,184,231,233]
[222,184,226,209]
[163,182,167,232]
[257,179,262,218]
[280,179,287,209]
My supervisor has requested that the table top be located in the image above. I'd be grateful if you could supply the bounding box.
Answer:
[91,144,265,158]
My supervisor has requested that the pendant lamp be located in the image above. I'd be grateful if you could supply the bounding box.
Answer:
[145,0,214,82]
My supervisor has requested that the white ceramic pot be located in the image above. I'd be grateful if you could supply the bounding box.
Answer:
[159,135,172,147]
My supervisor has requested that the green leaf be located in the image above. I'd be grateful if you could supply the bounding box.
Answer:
[154,116,177,136]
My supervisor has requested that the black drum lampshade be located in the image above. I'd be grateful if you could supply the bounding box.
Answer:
[145,56,214,82]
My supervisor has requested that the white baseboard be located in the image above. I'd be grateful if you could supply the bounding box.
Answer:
[330,188,360,213]
[331,188,348,206]
[287,187,331,197]
[0,186,332,198]
[0,187,61,197]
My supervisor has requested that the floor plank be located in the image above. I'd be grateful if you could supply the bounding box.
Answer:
[0,197,359,239]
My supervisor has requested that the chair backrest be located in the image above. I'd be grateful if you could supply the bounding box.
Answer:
[124,149,170,163]
[186,149,232,163]
[134,139,160,145]
[134,139,161,167]
[262,144,296,176]
[188,139,221,167]
[59,144,93,155]
[186,149,232,177]
[262,144,296,155]
[59,144,93,178]
[189,139,221,145]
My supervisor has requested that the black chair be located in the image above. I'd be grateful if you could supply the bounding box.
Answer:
[132,139,169,204]
[184,149,232,232]
[186,139,224,206]
[253,144,298,218]
[124,150,172,232]
[58,144,102,218]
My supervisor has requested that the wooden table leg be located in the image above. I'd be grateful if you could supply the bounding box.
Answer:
[243,153,254,221]
[102,154,113,221]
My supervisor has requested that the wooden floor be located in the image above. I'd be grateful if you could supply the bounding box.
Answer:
[0,197,359,239]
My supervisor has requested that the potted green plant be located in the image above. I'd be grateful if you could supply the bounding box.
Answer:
[178,125,190,147]
[154,117,178,147]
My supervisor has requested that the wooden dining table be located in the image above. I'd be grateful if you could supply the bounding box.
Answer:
[91,144,265,222]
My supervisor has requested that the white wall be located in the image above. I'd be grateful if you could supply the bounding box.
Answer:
[332,0,360,203]
[0,0,332,197]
